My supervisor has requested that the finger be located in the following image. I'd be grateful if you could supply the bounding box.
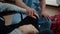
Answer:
[33,29,39,34]
[31,16,36,19]
[33,10,39,18]
[31,10,33,17]
[26,10,30,16]
[34,12,39,18]
[28,10,36,19]
[28,10,33,16]
[45,15,49,19]
[35,29,39,33]
[28,11,31,16]
[31,25,39,33]
[27,31,34,34]
[34,28,39,33]
[33,11,39,18]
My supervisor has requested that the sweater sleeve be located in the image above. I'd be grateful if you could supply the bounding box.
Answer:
[0,3,26,16]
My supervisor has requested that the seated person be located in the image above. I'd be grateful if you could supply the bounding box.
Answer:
[2,0,53,34]
[0,2,39,34]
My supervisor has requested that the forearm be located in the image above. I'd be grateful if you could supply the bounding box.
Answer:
[6,3,26,13]
[40,0,46,12]
[15,0,30,9]
[0,3,26,16]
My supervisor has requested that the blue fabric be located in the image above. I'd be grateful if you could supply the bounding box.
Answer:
[39,29,54,34]
[39,16,51,31]
[12,0,52,34]
[23,0,41,15]
[38,16,53,34]
[12,0,41,24]
[12,14,22,24]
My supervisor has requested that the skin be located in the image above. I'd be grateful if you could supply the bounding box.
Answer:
[15,0,47,34]
[15,0,39,19]
[19,24,39,34]
[40,0,49,18]
[1,0,48,34]
[15,0,48,19]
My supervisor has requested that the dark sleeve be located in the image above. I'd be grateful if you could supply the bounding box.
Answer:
[0,0,3,1]
[6,16,39,33]
[0,20,22,34]
[39,0,42,1]
[4,0,16,4]
[0,16,39,34]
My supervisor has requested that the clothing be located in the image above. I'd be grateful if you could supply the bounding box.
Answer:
[0,2,26,34]
[0,2,26,17]
[9,29,22,34]
[50,14,60,34]
[0,0,15,4]
[23,0,41,15]
[0,16,38,34]
[12,0,51,28]
[0,2,26,13]
[0,0,4,2]
[0,2,38,34]
[12,0,41,24]
[0,0,53,34]
[0,16,24,34]
[12,0,53,34]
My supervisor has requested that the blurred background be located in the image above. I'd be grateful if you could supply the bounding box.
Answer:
[46,0,60,6]
[45,0,60,16]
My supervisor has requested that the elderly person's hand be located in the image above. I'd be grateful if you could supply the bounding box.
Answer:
[19,24,39,34]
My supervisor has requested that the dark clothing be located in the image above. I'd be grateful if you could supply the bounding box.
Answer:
[0,16,38,34]
[0,0,15,4]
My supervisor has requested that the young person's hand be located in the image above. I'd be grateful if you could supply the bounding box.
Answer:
[19,24,39,34]
[41,12,49,18]
[25,8,39,19]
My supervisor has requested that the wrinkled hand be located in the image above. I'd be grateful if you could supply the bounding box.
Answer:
[25,8,39,19]
[19,24,39,34]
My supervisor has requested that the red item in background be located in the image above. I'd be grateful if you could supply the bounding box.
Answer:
[50,14,60,34]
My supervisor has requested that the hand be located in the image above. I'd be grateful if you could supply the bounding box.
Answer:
[41,12,49,18]
[25,8,39,19]
[19,24,39,34]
